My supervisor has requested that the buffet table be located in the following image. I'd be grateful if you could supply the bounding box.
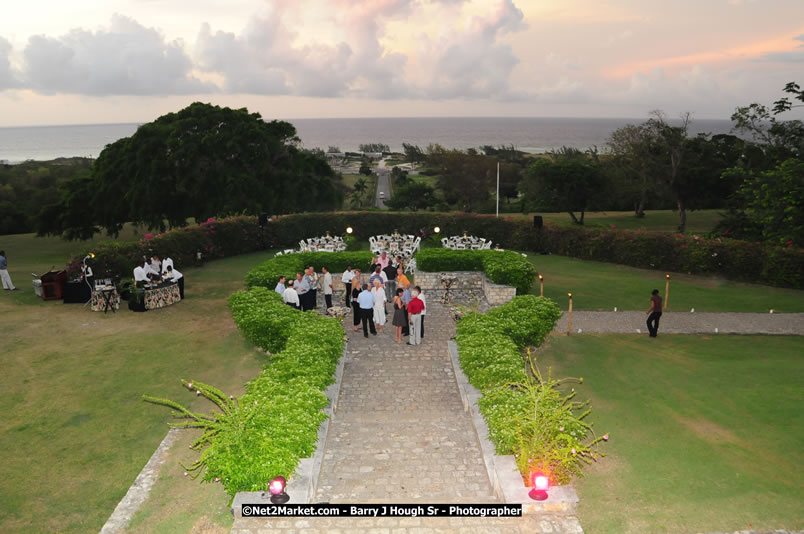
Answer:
[143,282,181,310]
[91,287,120,313]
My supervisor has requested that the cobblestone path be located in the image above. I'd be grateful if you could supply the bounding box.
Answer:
[231,301,584,534]
[555,311,804,335]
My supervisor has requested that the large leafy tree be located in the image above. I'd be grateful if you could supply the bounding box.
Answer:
[384,180,437,211]
[521,149,608,224]
[37,102,342,239]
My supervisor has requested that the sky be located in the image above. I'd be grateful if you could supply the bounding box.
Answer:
[0,0,803,126]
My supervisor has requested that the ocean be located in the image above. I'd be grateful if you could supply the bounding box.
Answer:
[0,117,736,163]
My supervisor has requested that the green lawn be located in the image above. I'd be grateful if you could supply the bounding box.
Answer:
[504,209,724,234]
[0,239,274,534]
[537,335,804,534]
[526,254,804,313]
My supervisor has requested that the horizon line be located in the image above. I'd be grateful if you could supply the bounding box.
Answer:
[0,114,736,129]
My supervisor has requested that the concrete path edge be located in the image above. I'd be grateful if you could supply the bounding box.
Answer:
[447,340,581,516]
[231,342,349,517]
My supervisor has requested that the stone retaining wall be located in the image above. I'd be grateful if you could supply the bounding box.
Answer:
[413,270,516,306]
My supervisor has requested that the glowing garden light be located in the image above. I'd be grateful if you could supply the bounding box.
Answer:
[434,226,440,234]
[529,472,550,501]
[538,274,544,297]
[346,226,353,234]
[267,476,290,504]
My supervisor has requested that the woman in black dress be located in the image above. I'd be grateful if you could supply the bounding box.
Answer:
[391,288,406,344]
[351,271,362,332]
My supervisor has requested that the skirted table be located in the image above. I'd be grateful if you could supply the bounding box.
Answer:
[91,287,120,313]
[143,282,181,310]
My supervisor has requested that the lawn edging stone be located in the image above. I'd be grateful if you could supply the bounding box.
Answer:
[447,340,581,516]
[231,342,348,517]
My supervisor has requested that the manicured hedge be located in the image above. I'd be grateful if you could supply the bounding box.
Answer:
[455,295,606,484]
[414,249,536,294]
[69,211,804,289]
[145,274,345,496]
[245,252,373,290]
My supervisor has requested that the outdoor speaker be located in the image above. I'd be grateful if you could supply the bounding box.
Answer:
[533,215,543,229]
[259,213,268,226]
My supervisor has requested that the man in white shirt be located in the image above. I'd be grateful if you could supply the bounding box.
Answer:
[283,284,300,309]
[341,266,354,306]
[321,267,333,309]
[165,265,184,299]
[275,276,286,296]
[133,262,148,287]
[415,285,426,338]
[150,255,162,276]
[161,257,174,275]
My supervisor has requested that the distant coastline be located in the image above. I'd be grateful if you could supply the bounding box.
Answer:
[0,116,737,163]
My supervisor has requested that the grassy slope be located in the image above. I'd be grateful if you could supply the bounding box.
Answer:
[0,239,274,534]
[526,254,804,312]
[537,334,804,534]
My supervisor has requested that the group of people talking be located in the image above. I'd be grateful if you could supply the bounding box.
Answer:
[272,251,426,345]
[132,254,184,298]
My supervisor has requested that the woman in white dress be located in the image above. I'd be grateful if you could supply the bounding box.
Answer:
[372,279,386,331]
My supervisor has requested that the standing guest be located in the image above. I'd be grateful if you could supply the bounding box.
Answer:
[295,272,310,311]
[369,255,379,274]
[415,285,426,339]
[341,265,354,306]
[407,288,425,345]
[133,260,149,288]
[369,265,387,289]
[306,266,319,311]
[275,275,286,296]
[401,282,411,337]
[646,289,663,338]
[0,250,16,290]
[351,271,363,332]
[392,288,406,344]
[372,279,387,332]
[165,265,184,299]
[378,251,390,270]
[195,249,203,267]
[357,283,377,337]
[396,267,410,293]
[383,260,397,301]
[321,266,333,309]
[283,284,300,309]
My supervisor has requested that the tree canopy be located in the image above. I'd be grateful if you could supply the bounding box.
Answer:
[37,102,342,239]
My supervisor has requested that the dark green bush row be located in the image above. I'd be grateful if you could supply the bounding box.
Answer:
[456,296,605,484]
[245,252,373,290]
[69,212,804,289]
[415,249,537,294]
[145,280,344,496]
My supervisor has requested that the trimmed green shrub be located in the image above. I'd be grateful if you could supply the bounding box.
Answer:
[455,295,603,485]
[144,253,348,497]
[415,249,537,293]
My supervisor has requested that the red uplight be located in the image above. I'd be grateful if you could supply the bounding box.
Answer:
[269,476,286,495]
[529,472,550,501]
[533,474,549,490]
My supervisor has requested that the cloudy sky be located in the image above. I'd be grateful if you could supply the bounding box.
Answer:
[1,0,802,126]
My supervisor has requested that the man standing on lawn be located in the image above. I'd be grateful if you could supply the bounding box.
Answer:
[646,289,663,337]
[0,250,16,290]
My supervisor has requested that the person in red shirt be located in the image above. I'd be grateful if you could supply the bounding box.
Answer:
[407,289,425,345]
[646,289,663,337]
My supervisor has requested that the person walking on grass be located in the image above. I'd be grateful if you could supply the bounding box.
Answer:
[646,289,663,337]
[0,250,16,290]
[357,283,377,337]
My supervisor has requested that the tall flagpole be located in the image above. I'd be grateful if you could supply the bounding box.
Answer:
[496,161,500,217]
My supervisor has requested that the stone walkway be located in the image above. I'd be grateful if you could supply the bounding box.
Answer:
[231,301,583,534]
[555,311,804,335]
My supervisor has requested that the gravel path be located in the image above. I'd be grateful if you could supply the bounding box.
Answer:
[555,311,804,335]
